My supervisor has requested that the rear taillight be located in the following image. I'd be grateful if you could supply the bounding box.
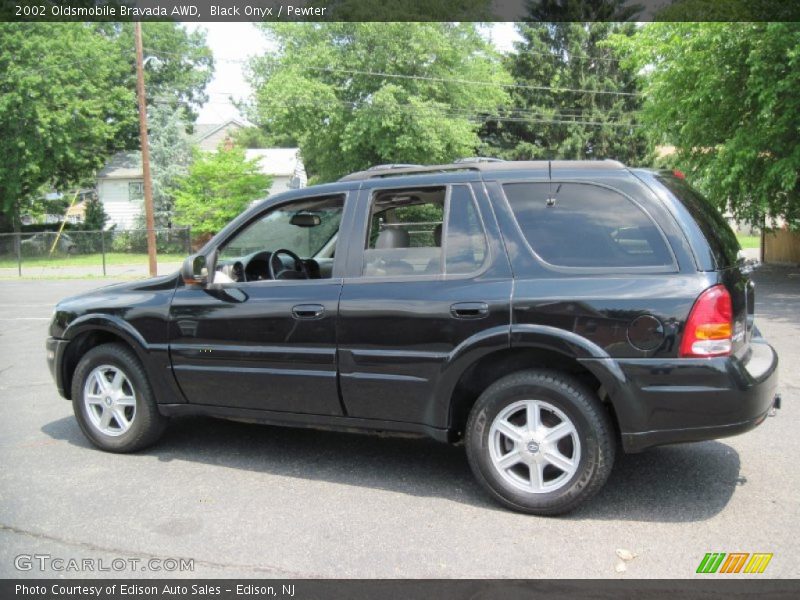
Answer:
[679,285,733,358]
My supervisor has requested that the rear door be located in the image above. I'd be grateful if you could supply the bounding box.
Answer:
[336,177,512,427]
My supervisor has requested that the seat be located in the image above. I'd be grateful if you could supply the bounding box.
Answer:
[375,228,410,249]
[365,227,415,276]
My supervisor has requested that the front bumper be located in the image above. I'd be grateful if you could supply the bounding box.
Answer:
[46,336,70,398]
[591,338,780,453]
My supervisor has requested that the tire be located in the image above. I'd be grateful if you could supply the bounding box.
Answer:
[71,343,167,453]
[465,369,615,515]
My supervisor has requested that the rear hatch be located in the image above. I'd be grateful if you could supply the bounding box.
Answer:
[654,172,755,358]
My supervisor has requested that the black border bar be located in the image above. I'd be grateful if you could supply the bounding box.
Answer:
[4,579,800,600]
[2,0,800,22]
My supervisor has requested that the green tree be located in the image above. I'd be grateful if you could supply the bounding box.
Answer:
[83,196,108,231]
[76,195,109,253]
[0,23,135,234]
[148,103,193,227]
[231,126,275,150]
[246,23,510,182]
[94,22,214,124]
[482,19,647,163]
[0,22,213,233]
[173,147,272,236]
[610,22,800,226]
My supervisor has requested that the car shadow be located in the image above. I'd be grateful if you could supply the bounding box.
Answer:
[42,415,741,522]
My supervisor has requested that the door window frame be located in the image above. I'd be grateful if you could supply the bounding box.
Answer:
[209,189,356,286]
[343,181,493,282]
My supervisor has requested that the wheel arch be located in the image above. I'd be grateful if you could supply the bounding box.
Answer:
[445,325,624,442]
[60,316,150,400]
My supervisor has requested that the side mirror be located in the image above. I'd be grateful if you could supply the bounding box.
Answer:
[181,254,208,286]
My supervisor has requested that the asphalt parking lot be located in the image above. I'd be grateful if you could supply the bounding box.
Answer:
[0,266,798,579]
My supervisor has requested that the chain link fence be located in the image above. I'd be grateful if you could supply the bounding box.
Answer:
[0,228,192,278]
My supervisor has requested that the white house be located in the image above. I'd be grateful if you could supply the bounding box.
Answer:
[96,152,145,229]
[245,148,308,194]
[96,141,307,229]
[191,118,249,152]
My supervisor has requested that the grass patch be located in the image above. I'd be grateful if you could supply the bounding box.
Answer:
[0,252,185,269]
[736,234,761,249]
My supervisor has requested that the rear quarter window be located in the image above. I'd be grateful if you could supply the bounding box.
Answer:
[503,182,674,269]
[655,174,740,269]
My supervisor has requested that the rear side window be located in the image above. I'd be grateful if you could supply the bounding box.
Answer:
[655,174,740,269]
[504,182,673,269]
[362,185,488,277]
[445,185,488,274]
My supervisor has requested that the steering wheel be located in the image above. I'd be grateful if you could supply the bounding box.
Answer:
[268,249,309,280]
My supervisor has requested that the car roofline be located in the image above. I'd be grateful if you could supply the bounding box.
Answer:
[339,159,626,182]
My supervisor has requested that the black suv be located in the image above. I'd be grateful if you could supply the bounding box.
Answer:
[47,160,780,515]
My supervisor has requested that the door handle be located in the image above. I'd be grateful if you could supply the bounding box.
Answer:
[450,302,489,319]
[292,304,325,320]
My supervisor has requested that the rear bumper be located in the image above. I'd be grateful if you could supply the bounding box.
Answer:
[586,338,780,453]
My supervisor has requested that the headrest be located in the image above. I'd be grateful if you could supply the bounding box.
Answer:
[375,227,410,249]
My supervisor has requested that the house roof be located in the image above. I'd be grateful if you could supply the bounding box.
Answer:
[97,152,142,180]
[98,146,304,181]
[191,118,251,144]
[246,148,305,177]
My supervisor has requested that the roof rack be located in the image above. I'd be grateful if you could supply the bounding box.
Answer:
[366,163,424,171]
[452,157,506,164]
[339,159,625,182]
[339,164,481,181]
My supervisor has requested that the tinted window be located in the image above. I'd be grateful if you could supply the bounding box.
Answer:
[361,185,488,277]
[221,195,344,260]
[656,174,740,268]
[363,187,445,277]
[504,182,673,268]
[445,185,488,274]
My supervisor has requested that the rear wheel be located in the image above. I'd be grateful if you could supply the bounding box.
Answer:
[465,369,615,515]
[71,343,167,452]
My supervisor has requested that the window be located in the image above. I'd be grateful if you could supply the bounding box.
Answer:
[218,195,344,279]
[446,185,488,274]
[362,185,488,277]
[656,174,739,268]
[504,182,673,269]
[128,182,143,201]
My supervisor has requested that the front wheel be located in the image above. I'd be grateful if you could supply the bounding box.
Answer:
[71,343,167,452]
[465,369,615,515]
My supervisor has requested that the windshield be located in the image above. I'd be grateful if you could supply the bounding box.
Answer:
[220,196,344,260]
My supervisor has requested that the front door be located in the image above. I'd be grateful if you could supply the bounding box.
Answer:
[169,192,352,415]
[336,180,513,427]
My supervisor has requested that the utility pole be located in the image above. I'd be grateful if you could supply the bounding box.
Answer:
[134,21,157,277]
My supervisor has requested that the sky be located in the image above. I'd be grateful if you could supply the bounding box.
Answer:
[184,23,522,124]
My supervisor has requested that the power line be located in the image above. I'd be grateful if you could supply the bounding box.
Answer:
[203,89,643,120]
[146,48,642,98]
[175,98,644,128]
[295,65,643,97]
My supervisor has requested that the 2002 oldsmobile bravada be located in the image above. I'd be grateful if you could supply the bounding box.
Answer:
[47,160,780,514]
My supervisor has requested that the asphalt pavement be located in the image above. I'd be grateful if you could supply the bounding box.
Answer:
[0,266,798,579]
